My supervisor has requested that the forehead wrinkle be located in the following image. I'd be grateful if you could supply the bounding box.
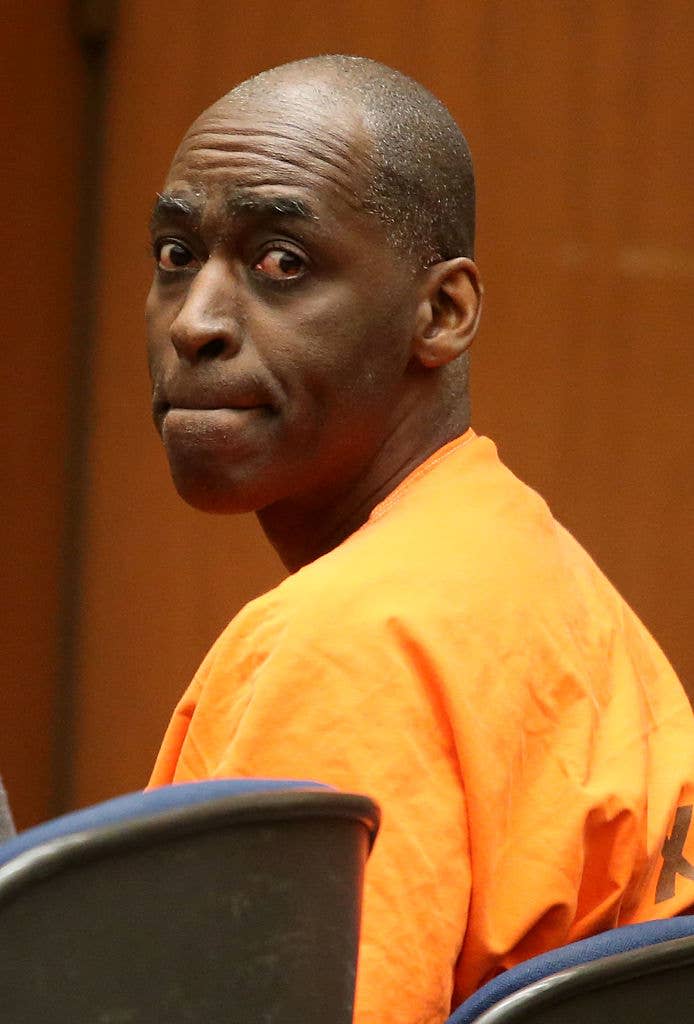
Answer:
[175,112,375,212]
[185,119,373,172]
[178,134,369,190]
[170,145,367,213]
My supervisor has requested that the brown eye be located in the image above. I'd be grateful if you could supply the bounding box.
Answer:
[157,241,198,272]
[254,248,306,281]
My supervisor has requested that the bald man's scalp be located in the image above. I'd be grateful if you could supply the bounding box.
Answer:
[223,55,476,267]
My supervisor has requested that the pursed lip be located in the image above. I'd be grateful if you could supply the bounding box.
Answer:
[152,383,274,426]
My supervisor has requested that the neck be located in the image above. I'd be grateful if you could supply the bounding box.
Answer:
[258,397,470,572]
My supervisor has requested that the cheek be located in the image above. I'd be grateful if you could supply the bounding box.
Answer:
[275,282,414,395]
[145,290,176,371]
[145,287,161,347]
[329,316,413,408]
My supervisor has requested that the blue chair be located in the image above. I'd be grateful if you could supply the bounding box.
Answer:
[448,916,694,1023]
[0,778,380,1023]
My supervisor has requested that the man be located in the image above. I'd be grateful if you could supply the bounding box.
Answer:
[147,56,694,1024]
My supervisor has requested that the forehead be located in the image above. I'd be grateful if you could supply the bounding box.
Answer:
[163,90,375,221]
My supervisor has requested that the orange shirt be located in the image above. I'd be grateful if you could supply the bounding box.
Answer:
[150,431,694,1023]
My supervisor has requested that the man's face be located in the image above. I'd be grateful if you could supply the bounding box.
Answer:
[146,88,421,517]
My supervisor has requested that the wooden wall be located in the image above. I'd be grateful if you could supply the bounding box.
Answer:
[1,3,85,827]
[3,0,692,826]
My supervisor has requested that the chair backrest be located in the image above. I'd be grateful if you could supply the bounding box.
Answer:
[0,778,380,1024]
[448,916,694,1024]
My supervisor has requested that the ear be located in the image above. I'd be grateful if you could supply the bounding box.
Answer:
[412,257,483,368]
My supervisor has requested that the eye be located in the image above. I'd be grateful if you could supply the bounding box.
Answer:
[254,247,306,281]
[154,240,199,272]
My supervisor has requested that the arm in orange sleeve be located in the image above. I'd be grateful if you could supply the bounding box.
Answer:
[159,603,471,1024]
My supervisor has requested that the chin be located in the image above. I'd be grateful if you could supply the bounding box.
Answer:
[172,479,261,515]
[169,465,279,516]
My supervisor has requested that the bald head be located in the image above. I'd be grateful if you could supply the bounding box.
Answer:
[216,55,476,267]
[148,55,482,564]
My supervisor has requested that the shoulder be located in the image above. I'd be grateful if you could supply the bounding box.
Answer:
[211,432,616,653]
[204,431,659,702]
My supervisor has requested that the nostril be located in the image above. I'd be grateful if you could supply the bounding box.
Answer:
[199,338,226,361]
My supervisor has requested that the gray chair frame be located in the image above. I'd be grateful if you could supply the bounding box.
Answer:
[471,931,694,1023]
[0,784,379,1023]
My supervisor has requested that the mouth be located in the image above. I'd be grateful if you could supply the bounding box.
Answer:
[158,404,274,457]
[153,391,272,428]
[157,401,269,429]
[159,400,266,414]
[157,391,276,444]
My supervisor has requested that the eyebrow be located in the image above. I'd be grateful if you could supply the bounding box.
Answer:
[149,192,202,232]
[150,190,318,234]
[225,193,318,222]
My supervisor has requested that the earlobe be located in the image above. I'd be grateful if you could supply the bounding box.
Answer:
[413,257,483,368]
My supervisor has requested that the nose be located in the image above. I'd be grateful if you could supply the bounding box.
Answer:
[169,257,241,363]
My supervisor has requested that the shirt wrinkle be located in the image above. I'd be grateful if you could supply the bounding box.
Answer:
[149,431,694,1021]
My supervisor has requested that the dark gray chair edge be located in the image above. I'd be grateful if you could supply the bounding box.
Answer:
[448,915,694,1023]
[0,779,380,903]
[474,937,694,1024]
[464,929,694,1023]
[0,779,381,1024]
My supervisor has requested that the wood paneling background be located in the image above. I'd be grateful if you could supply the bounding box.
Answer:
[2,1,692,825]
[1,3,85,827]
